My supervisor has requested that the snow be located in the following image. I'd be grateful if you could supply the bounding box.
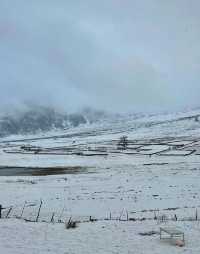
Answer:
[1,219,200,254]
[1,109,200,253]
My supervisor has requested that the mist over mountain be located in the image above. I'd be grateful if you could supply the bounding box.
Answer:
[0,106,106,137]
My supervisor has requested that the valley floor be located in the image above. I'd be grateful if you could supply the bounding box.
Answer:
[1,219,200,254]
[1,111,200,253]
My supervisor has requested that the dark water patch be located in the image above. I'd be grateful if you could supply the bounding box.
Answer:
[0,166,89,176]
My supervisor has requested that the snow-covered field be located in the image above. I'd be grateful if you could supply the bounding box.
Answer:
[1,219,200,254]
[1,110,200,253]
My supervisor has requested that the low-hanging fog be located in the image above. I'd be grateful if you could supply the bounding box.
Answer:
[0,0,200,114]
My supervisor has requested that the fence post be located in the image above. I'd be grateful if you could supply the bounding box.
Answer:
[0,205,2,218]
[36,200,43,222]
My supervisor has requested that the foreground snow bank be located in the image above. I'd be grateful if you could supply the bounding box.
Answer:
[0,219,200,254]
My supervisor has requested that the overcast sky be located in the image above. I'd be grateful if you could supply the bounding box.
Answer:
[0,0,200,113]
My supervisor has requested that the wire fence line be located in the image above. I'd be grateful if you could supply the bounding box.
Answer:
[1,201,200,225]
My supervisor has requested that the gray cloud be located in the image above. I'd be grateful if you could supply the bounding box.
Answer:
[0,0,200,113]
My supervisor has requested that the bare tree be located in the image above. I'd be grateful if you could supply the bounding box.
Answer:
[117,136,128,150]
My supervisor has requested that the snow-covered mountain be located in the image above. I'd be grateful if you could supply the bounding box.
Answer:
[0,106,200,139]
[0,106,107,137]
